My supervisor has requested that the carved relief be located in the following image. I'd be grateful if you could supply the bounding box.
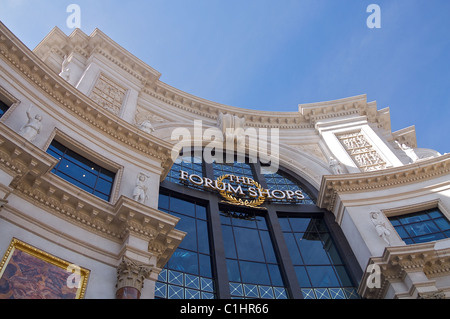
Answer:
[295,144,327,162]
[90,73,127,115]
[337,131,386,172]
[134,106,168,132]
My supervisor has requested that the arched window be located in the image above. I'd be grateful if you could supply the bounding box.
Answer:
[156,151,360,299]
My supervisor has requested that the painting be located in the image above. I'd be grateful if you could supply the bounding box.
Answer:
[0,238,90,299]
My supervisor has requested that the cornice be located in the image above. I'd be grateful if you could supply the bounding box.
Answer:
[358,242,450,299]
[30,24,396,131]
[0,123,185,268]
[317,153,450,212]
[0,22,174,178]
[33,26,162,85]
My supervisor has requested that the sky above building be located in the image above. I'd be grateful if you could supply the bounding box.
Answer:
[0,0,449,154]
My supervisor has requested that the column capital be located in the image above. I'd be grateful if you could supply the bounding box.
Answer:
[116,255,154,298]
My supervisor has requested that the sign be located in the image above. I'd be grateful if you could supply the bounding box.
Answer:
[179,170,305,208]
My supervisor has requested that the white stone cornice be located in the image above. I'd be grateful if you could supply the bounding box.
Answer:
[358,242,450,299]
[317,153,450,212]
[0,22,174,177]
[0,122,185,268]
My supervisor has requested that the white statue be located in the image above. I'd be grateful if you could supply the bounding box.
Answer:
[59,55,71,81]
[395,140,419,163]
[133,173,149,203]
[329,157,343,174]
[19,105,42,142]
[138,120,155,134]
[370,211,391,246]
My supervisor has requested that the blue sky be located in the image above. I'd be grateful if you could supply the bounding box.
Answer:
[1,0,449,154]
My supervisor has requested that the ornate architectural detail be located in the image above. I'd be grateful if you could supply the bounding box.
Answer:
[337,131,386,172]
[217,112,246,145]
[59,55,70,81]
[328,156,343,174]
[19,105,42,142]
[370,211,391,246]
[90,73,127,115]
[358,243,450,299]
[317,153,450,213]
[116,256,153,292]
[417,291,446,299]
[134,107,169,133]
[294,144,327,162]
[132,173,149,204]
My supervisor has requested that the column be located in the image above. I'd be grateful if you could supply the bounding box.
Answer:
[115,256,153,299]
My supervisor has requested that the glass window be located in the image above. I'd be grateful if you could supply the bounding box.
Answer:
[389,208,450,244]
[220,210,288,299]
[261,168,315,205]
[47,140,115,201]
[0,100,9,118]
[280,216,359,299]
[165,153,204,188]
[155,194,215,299]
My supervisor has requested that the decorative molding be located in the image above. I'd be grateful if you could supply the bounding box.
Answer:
[116,255,153,292]
[336,130,387,172]
[0,123,185,268]
[89,73,127,115]
[317,153,450,212]
[0,23,174,178]
[358,243,450,299]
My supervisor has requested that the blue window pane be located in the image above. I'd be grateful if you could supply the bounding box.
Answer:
[289,218,312,232]
[234,228,265,262]
[394,226,409,239]
[199,254,212,278]
[334,266,353,286]
[196,205,207,220]
[158,194,169,209]
[435,218,450,231]
[171,197,195,217]
[297,233,330,265]
[268,264,284,287]
[0,100,9,117]
[239,261,271,285]
[222,225,237,259]
[168,249,199,275]
[95,176,113,194]
[197,220,210,254]
[46,140,115,201]
[294,266,311,287]
[278,218,291,232]
[173,214,197,250]
[307,266,340,288]
[259,231,277,263]
[226,259,241,282]
[414,232,445,243]
[283,233,303,265]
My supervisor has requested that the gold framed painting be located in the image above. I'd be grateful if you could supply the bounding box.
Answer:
[0,238,90,299]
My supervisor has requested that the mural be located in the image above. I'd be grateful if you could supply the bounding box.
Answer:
[0,238,89,299]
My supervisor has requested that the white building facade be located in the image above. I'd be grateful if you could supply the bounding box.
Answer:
[0,22,448,299]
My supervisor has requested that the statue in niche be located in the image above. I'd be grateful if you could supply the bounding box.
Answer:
[138,120,155,134]
[133,173,149,204]
[19,105,42,142]
[59,55,71,81]
[329,157,343,174]
[370,211,391,246]
[395,140,419,163]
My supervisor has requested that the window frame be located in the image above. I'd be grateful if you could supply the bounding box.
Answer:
[45,130,123,203]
